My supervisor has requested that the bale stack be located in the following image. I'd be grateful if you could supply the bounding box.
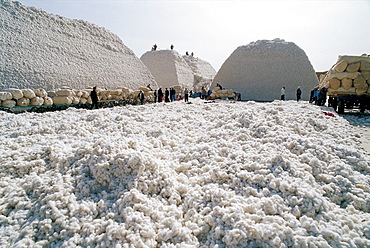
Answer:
[210,87,235,100]
[0,88,52,108]
[320,55,370,96]
[0,86,157,108]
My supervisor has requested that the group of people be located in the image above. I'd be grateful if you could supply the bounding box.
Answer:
[280,86,302,102]
[310,87,327,106]
[153,87,190,103]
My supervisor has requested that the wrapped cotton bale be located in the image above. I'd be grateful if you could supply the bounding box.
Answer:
[354,75,367,90]
[33,88,47,98]
[30,97,44,106]
[109,89,122,95]
[2,100,16,108]
[362,71,370,80]
[327,87,356,95]
[360,61,370,71]
[0,92,13,101]
[356,87,368,95]
[80,98,87,104]
[44,97,53,106]
[6,89,23,100]
[52,96,72,105]
[47,91,57,97]
[333,60,348,72]
[326,71,359,81]
[81,91,89,98]
[346,62,361,73]
[17,97,30,107]
[74,90,83,97]
[22,89,36,99]
[122,87,131,94]
[56,89,73,97]
[72,96,80,104]
[138,87,151,93]
[328,78,340,90]
[341,78,353,90]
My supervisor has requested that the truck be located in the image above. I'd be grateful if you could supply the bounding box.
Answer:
[319,54,370,114]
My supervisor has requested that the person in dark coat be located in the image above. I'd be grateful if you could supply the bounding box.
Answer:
[296,86,302,102]
[154,90,157,103]
[138,90,145,105]
[158,88,163,103]
[184,88,189,102]
[90,86,99,109]
[165,88,170,102]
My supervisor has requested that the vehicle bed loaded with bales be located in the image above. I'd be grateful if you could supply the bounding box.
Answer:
[319,54,370,114]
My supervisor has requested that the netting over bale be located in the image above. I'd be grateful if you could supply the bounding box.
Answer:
[212,39,318,101]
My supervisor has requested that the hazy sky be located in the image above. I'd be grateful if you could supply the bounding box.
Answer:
[18,0,370,72]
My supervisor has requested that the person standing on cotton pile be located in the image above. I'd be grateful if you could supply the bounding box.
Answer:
[90,86,99,109]
[296,86,302,102]
[280,86,286,100]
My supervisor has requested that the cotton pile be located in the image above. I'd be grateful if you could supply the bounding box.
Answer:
[0,0,156,90]
[212,39,319,101]
[0,100,369,247]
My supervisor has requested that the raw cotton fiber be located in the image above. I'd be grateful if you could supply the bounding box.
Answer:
[0,0,156,90]
[0,100,369,247]
[212,39,319,101]
[141,50,194,90]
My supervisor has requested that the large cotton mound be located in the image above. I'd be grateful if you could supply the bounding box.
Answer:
[183,55,217,91]
[0,0,156,90]
[212,39,319,101]
[140,50,195,90]
[0,100,370,247]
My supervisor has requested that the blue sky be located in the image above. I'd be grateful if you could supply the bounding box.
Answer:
[17,0,370,72]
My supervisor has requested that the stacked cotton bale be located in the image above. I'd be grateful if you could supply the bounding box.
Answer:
[48,88,90,105]
[138,86,155,102]
[321,55,370,96]
[0,88,53,107]
[210,86,235,100]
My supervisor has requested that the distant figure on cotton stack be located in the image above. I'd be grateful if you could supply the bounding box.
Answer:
[90,86,99,109]
[152,44,157,51]
[170,44,174,50]
[186,51,189,56]
[280,86,286,100]
[138,90,145,105]
[296,86,302,102]
[165,88,170,102]
[184,88,189,102]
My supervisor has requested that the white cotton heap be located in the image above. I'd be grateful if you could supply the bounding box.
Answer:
[0,100,369,247]
[0,0,157,90]
[141,50,194,90]
[212,39,319,101]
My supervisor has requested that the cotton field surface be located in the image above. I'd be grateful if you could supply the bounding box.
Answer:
[0,99,369,247]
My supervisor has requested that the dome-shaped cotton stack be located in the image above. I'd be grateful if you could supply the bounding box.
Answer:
[320,55,370,96]
[0,0,156,91]
[141,50,194,90]
[212,39,318,101]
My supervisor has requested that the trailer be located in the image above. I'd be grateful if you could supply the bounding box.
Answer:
[328,95,370,114]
